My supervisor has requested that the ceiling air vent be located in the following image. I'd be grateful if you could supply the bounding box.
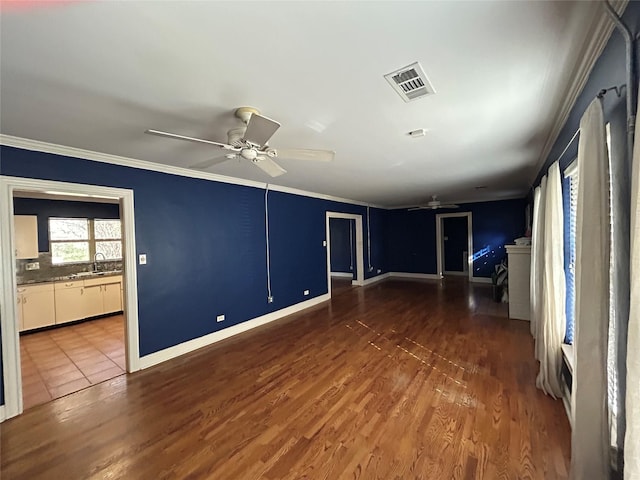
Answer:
[384,62,435,102]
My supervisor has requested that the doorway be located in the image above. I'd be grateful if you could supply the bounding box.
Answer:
[328,217,356,295]
[442,216,469,276]
[325,212,364,297]
[0,176,140,420]
[435,212,473,281]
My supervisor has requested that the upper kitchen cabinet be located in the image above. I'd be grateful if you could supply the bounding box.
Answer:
[14,215,39,259]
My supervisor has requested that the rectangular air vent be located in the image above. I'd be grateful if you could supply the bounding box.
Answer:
[384,62,435,102]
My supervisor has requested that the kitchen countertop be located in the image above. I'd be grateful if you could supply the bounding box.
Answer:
[17,271,123,286]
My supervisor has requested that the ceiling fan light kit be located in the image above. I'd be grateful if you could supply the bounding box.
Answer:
[145,106,335,178]
[408,195,460,211]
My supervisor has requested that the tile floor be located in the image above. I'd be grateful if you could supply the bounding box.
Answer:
[20,314,126,410]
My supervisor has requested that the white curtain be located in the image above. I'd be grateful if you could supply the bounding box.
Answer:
[570,98,610,480]
[530,185,543,337]
[533,176,547,361]
[536,162,566,398]
[625,87,640,479]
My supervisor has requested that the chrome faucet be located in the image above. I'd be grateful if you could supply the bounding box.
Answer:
[93,252,106,272]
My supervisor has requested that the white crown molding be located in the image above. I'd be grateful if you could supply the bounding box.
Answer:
[0,134,382,208]
[530,0,628,186]
[139,293,330,370]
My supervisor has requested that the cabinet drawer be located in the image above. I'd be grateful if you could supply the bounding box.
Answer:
[17,282,54,294]
[83,275,122,287]
[55,280,83,290]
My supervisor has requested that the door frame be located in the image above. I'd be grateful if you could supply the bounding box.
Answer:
[435,211,473,281]
[0,176,140,420]
[326,212,364,296]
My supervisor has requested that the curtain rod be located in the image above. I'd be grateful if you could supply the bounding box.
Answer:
[551,84,624,166]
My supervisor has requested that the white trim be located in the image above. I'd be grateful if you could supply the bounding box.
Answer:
[0,176,140,421]
[530,0,628,186]
[562,393,573,429]
[139,293,329,369]
[0,405,5,423]
[0,134,383,208]
[564,158,579,179]
[561,343,575,375]
[361,273,390,285]
[435,212,473,281]
[388,272,442,280]
[443,271,467,276]
[330,272,353,278]
[470,276,492,284]
[326,213,364,292]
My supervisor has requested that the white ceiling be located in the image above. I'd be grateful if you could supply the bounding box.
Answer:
[0,1,608,206]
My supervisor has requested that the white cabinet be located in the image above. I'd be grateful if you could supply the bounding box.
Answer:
[82,275,123,317]
[54,280,86,324]
[17,283,55,331]
[104,281,122,314]
[14,215,39,259]
[505,245,531,321]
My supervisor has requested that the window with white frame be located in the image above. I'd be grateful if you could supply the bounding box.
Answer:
[49,217,122,264]
[564,162,579,345]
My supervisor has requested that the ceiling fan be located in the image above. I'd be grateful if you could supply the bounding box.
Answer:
[145,107,335,177]
[408,195,460,211]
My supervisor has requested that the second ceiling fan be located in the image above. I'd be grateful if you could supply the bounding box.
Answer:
[146,107,335,177]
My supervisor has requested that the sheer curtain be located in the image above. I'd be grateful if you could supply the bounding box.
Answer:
[530,185,543,338]
[533,176,547,362]
[570,97,611,480]
[536,162,566,398]
[625,87,640,479]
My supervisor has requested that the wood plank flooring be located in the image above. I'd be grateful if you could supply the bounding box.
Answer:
[20,315,126,409]
[0,277,570,479]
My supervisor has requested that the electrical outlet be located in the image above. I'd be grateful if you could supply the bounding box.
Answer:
[322,240,327,247]
[303,290,310,296]
[268,296,274,303]
[25,262,40,271]
[216,314,225,322]
[139,254,147,265]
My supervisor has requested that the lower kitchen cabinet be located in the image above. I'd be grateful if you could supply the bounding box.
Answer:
[17,283,55,331]
[20,275,124,333]
[54,280,87,324]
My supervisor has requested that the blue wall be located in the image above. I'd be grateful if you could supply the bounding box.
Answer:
[329,218,355,274]
[13,198,120,252]
[443,216,468,272]
[0,145,390,407]
[385,199,526,278]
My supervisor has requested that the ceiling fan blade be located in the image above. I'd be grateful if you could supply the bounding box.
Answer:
[252,156,287,177]
[189,154,234,170]
[146,129,238,150]
[243,113,280,146]
[273,148,335,162]
[439,204,460,209]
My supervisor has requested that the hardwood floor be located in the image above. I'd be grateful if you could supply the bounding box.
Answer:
[1,278,570,479]
[20,315,125,409]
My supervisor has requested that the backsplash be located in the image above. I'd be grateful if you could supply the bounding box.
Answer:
[16,252,123,284]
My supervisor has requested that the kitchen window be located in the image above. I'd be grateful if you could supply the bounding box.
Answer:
[50,217,122,264]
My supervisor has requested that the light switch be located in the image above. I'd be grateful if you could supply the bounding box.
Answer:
[139,254,147,265]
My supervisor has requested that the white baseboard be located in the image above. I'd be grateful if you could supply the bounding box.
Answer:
[0,404,5,423]
[443,271,467,276]
[388,272,442,280]
[330,272,353,278]
[470,276,492,284]
[361,273,390,285]
[139,293,330,370]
